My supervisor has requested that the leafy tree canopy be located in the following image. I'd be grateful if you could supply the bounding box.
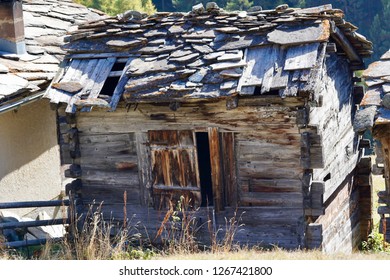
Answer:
[74,0,156,15]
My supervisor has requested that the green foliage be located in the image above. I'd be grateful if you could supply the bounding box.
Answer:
[369,0,390,60]
[74,0,156,15]
[225,0,253,11]
[112,247,155,260]
[360,230,390,253]
[171,0,228,12]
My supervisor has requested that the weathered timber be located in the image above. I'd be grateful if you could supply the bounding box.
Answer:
[0,219,69,230]
[0,200,70,209]
[284,43,319,71]
[208,127,224,212]
[221,132,237,207]
[330,21,363,65]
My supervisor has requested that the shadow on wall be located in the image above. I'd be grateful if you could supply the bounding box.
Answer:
[0,98,59,179]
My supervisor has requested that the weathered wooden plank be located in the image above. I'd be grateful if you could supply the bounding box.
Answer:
[238,45,279,90]
[284,43,319,71]
[330,21,363,65]
[76,99,301,135]
[240,192,303,207]
[208,127,224,212]
[305,223,322,249]
[81,57,117,112]
[0,200,69,210]
[67,52,133,60]
[135,132,152,206]
[238,161,303,180]
[65,58,112,113]
[82,169,139,186]
[261,45,280,94]
[221,132,237,207]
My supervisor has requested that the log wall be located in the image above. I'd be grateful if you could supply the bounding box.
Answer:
[375,127,390,242]
[305,54,370,252]
[71,97,307,248]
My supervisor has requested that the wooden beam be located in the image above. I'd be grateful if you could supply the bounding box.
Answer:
[135,132,152,206]
[0,200,69,209]
[221,132,237,207]
[208,127,224,212]
[0,219,69,230]
[4,238,63,249]
[330,21,363,65]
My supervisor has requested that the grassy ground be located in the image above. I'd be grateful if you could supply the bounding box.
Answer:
[154,249,390,260]
[1,160,389,260]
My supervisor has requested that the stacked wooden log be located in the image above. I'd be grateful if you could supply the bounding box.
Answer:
[355,49,390,242]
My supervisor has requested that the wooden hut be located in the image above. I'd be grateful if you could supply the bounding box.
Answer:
[354,49,390,242]
[0,0,102,216]
[44,3,373,253]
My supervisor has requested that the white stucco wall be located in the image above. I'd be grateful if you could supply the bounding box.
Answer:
[0,99,62,217]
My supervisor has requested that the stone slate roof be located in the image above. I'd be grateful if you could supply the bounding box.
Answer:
[43,3,372,113]
[354,49,390,132]
[0,0,103,108]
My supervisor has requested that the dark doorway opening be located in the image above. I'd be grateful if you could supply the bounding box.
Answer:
[196,132,213,207]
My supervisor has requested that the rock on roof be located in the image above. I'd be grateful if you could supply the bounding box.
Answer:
[43,3,372,113]
[0,0,103,106]
[354,49,390,132]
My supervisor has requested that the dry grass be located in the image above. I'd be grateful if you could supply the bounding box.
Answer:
[1,178,389,260]
[154,248,390,260]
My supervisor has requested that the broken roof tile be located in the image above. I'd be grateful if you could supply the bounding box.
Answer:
[0,0,102,107]
[42,3,372,109]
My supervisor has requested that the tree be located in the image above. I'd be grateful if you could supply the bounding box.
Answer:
[369,0,390,60]
[225,0,253,11]
[152,0,175,11]
[74,0,156,15]
[168,0,227,12]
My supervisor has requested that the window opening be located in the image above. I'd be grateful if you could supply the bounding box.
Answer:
[100,62,126,97]
[195,132,214,207]
[253,86,279,96]
[100,76,120,97]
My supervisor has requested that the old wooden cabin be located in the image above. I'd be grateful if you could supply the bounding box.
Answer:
[44,3,373,252]
[354,49,390,242]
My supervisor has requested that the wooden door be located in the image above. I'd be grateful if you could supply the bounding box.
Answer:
[148,130,201,210]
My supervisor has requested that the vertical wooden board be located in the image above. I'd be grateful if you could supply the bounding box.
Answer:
[221,132,237,207]
[179,149,198,187]
[78,59,100,85]
[270,47,289,90]
[60,59,82,82]
[238,46,281,89]
[66,59,109,113]
[284,43,320,71]
[136,132,152,206]
[261,45,281,94]
[81,57,117,112]
[208,127,224,211]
